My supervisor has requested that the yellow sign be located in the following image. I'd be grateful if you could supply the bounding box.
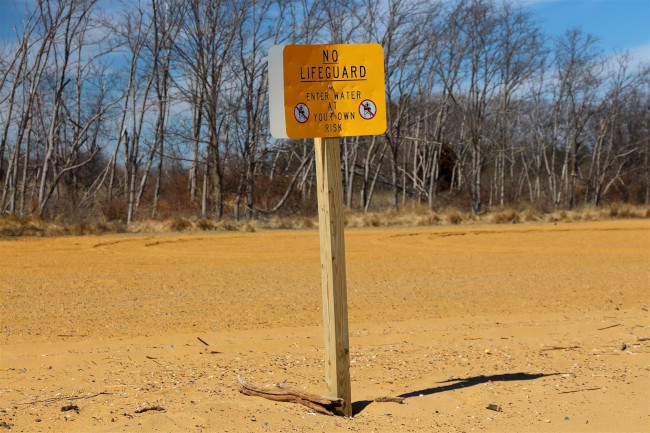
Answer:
[282,44,386,139]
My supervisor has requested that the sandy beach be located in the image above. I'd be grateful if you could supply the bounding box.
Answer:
[1,219,648,432]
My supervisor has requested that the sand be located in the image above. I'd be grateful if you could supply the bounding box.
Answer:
[1,219,649,432]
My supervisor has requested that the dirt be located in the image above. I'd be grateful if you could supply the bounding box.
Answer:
[1,219,649,432]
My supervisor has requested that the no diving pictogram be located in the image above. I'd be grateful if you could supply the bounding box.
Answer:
[359,100,377,120]
[294,103,310,123]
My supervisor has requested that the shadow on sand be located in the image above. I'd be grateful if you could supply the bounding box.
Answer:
[353,372,561,416]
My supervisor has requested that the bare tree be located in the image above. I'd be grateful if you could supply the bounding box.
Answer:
[26,0,120,217]
[114,2,158,224]
[491,2,543,208]
[144,0,183,218]
[231,0,273,220]
[175,0,244,220]
[556,29,603,209]
[359,0,431,210]
[0,13,39,213]
[586,58,650,205]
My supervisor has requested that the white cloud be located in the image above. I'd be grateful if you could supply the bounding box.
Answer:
[602,42,650,74]
[625,42,650,69]
[515,0,564,6]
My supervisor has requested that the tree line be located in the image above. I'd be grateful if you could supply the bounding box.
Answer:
[1,0,648,224]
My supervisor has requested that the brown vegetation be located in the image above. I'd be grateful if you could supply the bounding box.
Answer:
[2,204,647,237]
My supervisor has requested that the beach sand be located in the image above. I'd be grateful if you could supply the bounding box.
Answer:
[1,219,648,432]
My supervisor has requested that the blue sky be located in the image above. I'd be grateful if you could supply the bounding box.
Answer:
[520,0,650,67]
[0,0,648,66]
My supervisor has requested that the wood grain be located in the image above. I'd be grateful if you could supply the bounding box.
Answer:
[314,137,352,416]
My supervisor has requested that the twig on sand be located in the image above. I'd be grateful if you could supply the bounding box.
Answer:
[597,324,622,331]
[374,396,405,404]
[558,387,601,394]
[197,337,210,346]
[237,376,346,416]
[146,355,161,365]
[539,346,580,352]
[13,391,111,406]
[134,406,166,414]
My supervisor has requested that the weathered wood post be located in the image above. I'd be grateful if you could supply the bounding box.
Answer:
[268,42,385,418]
[314,136,351,416]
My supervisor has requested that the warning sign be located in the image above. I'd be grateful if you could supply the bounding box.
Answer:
[268,43,386,139]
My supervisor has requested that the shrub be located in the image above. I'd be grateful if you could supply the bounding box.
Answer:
[240,221,256,233]
[195,218,216,231]
[415,212,440,226]
[445,209,463,225]
[490,208,520,224]
[169,217,191,232]
[215,219,238,231]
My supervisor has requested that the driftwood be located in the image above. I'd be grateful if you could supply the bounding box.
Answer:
[539,345,580,352]
[134,405,166,414]
[374,396,405,404]
[486,403,502,412]
[237,376,346,416]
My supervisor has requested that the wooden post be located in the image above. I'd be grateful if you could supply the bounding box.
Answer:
[314,137,352,417]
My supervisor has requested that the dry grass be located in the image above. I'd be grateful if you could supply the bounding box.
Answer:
[267,216,316,230]
[488,208,521,224]
[1,203,648,237]
[540,203,649,224]
[0,214,127,237]
[444,208,464,225]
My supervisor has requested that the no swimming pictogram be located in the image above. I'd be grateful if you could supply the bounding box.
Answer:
[294,103,310,123]
[359,99,376,120]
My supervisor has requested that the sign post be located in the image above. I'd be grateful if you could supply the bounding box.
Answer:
[269,43,386,417]
[314,136,351,415]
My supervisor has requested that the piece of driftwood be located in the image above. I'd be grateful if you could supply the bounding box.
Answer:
[558,387,601,394]
[134,405,165,414]
[539,345,580,352]
[374,396,405,404]
[237,376,346,416]
[486,404,502,412]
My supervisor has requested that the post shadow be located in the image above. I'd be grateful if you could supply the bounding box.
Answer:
[353,372,562,416]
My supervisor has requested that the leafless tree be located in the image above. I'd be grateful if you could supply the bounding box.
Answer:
[175,0,245,220]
